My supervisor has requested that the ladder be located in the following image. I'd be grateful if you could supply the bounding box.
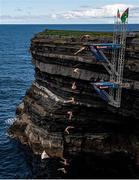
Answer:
[92,11,128,108]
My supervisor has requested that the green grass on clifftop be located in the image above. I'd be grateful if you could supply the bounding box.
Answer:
[38,29,113,38]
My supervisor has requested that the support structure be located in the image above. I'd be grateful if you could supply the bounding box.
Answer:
[91,10,128,108]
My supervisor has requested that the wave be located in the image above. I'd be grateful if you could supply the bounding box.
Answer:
[5,118,17,125]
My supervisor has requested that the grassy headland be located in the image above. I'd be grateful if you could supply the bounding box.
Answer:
[38,29,113,38]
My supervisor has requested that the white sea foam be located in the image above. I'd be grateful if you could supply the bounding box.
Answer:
[5,118,16,125]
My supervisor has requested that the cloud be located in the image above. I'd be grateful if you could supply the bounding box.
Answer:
[16,8,22,12]
[0,15,13,20]
[49,3,139,20]
[80,5,91,9]
[1,3,139,23]
[0,15,46,20]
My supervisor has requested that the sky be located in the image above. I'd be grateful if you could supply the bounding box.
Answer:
[0,0,139,24]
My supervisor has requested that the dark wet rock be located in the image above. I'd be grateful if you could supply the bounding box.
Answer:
[9,32,139,178]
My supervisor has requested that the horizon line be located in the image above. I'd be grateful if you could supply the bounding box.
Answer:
[0,23,139,25]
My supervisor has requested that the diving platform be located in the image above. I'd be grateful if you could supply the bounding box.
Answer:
[90,11,128,108]
[92,43,121,49]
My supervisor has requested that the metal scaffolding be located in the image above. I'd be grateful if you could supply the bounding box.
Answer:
[92,10,128,108]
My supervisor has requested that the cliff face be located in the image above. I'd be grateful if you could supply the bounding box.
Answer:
[9,31,139,178]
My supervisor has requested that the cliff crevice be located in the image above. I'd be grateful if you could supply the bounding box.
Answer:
[8,31,139,178]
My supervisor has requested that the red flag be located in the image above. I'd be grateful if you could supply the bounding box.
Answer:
[117,9,120,18]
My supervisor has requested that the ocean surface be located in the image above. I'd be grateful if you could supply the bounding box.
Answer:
[0,24,139,178]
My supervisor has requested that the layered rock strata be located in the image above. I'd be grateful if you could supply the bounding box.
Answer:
[9,31,139,177]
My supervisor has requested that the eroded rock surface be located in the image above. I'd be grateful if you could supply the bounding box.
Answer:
[9,32,139,178]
